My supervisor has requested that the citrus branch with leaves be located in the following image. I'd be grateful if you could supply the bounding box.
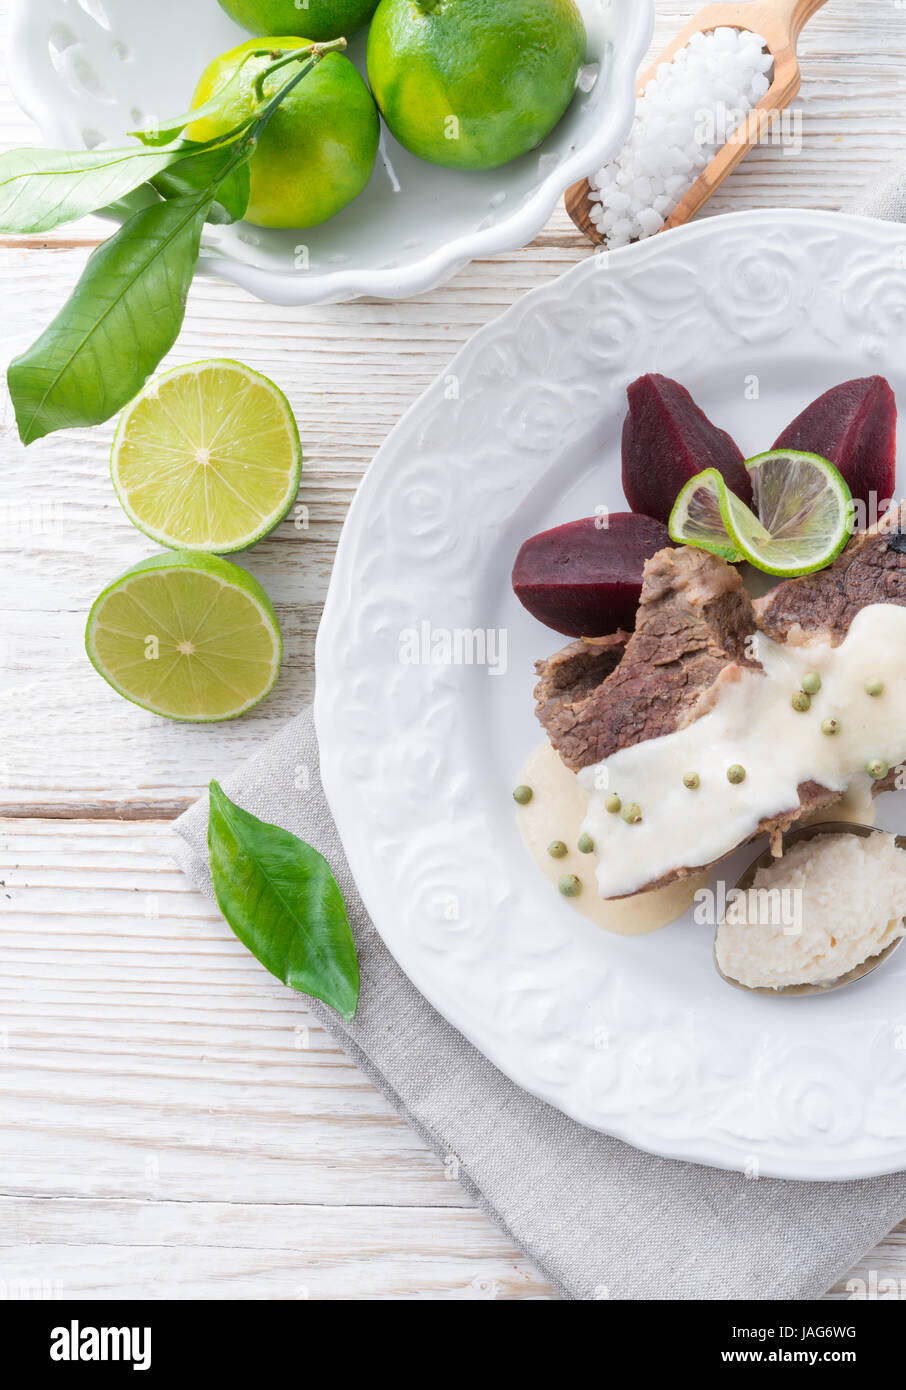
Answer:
[0,38,347,445]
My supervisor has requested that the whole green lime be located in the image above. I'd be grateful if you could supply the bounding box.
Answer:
[217,0,380,43]
[189,36,379,228]
[366,0,586,170]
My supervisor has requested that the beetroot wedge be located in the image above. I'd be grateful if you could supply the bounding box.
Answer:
[773,377,897,515]
[512,512,672,637]
[622,374,751,523]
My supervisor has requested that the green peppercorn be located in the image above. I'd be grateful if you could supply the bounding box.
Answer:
[801,672,822,696]
[547,840,568,859]
[577,832,595,854]
[866,678,885,698]
[727,764,746,785]
[867,758,889,781]
[604,794,622,814]
[558,874,581,898]
[682,772,700,790]
[513,784,533,805]
[621,802,642,824]
[821,718,840,736]
[791,690,811,713]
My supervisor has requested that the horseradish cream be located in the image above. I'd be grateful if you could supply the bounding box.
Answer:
[578,604,906,900]
[516,740,707,933]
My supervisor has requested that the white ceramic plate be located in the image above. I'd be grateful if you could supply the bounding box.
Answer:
[316,209,906,1181]
[8,0,652,305]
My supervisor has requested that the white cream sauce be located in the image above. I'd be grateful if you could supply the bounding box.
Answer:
[578,604,906,899]
[516,740,707,934]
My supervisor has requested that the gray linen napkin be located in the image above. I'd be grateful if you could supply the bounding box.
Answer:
[174,707,906,1300]
[853,170,906,221]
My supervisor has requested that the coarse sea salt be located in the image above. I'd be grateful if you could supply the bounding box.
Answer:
[588,28,774,249]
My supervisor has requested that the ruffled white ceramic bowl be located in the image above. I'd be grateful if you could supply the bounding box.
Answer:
[8,0,652,305]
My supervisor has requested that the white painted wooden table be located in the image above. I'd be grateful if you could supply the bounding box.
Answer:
[2,0,905,1300]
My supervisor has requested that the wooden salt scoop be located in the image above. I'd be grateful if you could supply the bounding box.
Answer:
[565,0,829,245]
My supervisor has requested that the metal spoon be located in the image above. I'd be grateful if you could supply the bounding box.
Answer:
[714,821,906,997]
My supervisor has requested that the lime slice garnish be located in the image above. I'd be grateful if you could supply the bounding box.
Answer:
[668,453,853,577]
[86,550,282,722]
[111,360,301,554]
[668,468,748,563]
[736,450,854,576]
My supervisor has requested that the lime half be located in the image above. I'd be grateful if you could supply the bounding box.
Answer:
[669,453,853,577]
[111,360,301,553]
[86,551,282,721]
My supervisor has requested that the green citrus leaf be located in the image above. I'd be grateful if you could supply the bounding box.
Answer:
[3,48,333,443]
[208,781,359,1021]
[151,145,251,224]
[150,142,252,223]
[8,188,216,444]
[0,143,205,234]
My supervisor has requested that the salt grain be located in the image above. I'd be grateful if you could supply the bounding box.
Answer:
[588,28,774,248]
[636,208,664,236]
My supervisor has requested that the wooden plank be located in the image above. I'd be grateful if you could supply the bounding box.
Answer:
[2,1191,905,1300]
[0,819,475,1208]
[0,814,553,1297]
[0,1197,551,1300]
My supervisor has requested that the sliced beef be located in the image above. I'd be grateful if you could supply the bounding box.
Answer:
[533,631,630,740]
[755,500,906,644]
[535,546,758,771]
[532,515,906,895]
